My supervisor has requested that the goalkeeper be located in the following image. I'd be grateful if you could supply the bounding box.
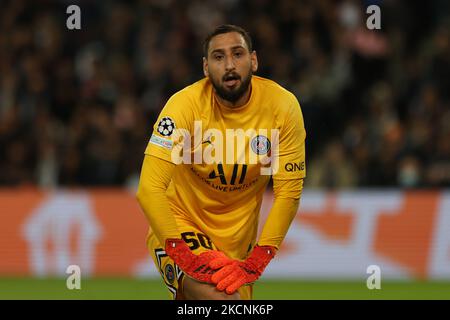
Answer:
[136,24,306,300]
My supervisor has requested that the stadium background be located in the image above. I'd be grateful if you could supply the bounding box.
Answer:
[0,0,449,299]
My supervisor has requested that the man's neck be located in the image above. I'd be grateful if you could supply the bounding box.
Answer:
[215,84,252,109]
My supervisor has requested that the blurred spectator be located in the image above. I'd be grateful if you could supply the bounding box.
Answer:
[397,155,422,188]
[0,0,448,189]
[307,140,358,189]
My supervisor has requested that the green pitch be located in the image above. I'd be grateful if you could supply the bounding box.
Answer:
[1,278,449,300]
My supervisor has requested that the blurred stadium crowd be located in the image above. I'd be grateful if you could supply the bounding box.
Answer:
[0,0,449,188]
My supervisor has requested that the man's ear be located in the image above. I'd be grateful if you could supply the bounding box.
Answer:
[251,50,258,73]
[203,57,209,77]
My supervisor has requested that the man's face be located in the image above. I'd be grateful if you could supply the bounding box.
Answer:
[203,32,258,103]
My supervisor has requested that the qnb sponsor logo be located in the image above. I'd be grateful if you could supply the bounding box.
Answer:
[285,161,305,172]
[170,121,280,175]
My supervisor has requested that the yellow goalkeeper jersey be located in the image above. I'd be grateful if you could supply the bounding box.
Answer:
[144,76,306,259]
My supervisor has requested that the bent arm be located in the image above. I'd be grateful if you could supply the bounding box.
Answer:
[257,178,303,248]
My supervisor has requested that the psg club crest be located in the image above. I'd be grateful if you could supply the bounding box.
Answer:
[251,135,271,155]
[164,263,175,284]
[157,117,175,137]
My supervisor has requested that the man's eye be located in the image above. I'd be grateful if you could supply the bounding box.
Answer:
[214,55,224,60]
[234,52,243,57]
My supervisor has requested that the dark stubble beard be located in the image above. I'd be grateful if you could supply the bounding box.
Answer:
[211,70,252,104]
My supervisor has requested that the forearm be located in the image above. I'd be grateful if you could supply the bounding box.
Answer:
[137,155,236,284]
[136,155,180,245]
[257,178,303,248]
[210,181,303,294]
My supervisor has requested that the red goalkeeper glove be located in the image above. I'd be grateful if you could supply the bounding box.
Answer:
[210,245,276,294]
[165,238,234,283]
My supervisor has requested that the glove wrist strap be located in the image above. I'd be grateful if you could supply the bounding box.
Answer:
[246,245,276,275]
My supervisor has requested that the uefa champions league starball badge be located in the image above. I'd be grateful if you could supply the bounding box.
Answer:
[157,117,176,137]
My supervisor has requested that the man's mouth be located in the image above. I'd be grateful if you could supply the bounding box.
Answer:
[223,74,240,87]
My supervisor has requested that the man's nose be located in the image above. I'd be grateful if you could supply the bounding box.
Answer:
[224,55,236,71]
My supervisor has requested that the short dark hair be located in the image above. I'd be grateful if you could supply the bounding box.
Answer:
[203,24,253,58]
